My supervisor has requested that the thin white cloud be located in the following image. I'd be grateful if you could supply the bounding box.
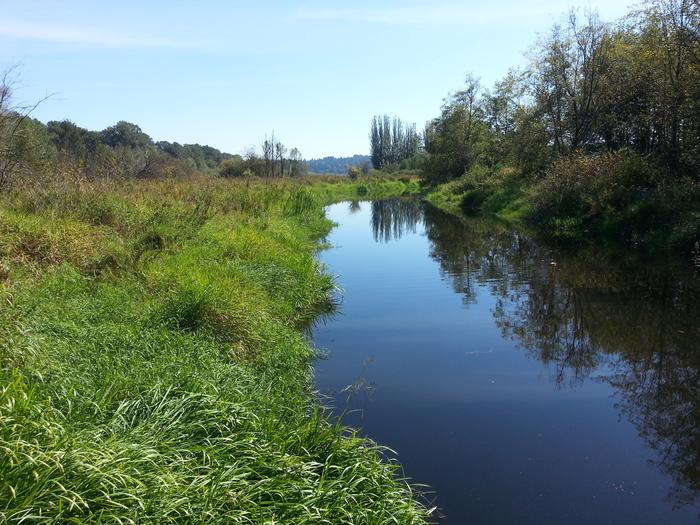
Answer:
[0,21,201,49]
[295,2,630,25]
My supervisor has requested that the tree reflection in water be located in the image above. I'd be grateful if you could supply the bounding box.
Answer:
[347,200,362,214]
[369,198,700,508]
[370,198,423,243]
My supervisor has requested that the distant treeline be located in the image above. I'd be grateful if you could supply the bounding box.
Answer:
[0,76,308,185]
[0,115,239,185]
[307,155,371,174]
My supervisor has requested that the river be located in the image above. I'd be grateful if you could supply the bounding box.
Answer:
[312,198,700,524]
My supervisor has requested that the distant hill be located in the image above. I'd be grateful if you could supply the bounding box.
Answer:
[307,155,371,174]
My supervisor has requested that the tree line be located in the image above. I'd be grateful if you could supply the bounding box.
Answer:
[217,132,307,178]
[366,0,699,252]
[418,0,699,180]
[369,115,421,169]
[0,104,235,186]
[307,155,371,174]
[0,72,308,187]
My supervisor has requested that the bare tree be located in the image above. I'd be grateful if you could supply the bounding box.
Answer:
[275,141,286,176]
[288,147,306,176]
[262,132,275,177]
[0,66,51,188]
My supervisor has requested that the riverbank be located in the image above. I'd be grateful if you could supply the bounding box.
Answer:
[424,158,700,260]
[0,175,428,523]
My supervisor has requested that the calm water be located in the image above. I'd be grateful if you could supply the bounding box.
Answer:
[312,198,700,525]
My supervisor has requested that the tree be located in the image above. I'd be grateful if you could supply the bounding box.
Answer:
[275,141,286,177]
[246,134,305,177]
[370,116,382,168]
[99,121,153,150]
[288,147,307,176]
[529,10,611,153]
[481,71,551,172]
[262,133,275,177]
[424,75,487,179]
[0,67,50,188]
[481,72,522,167]
[636,0,700,169]
[369,115,420,169]
[47,120,98,160]
[218,155,247,177]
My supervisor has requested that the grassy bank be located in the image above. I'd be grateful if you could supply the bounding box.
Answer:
[425,167,529,222]
[425,153,700,258]
[304,173,420,203]
[0,175,429,524]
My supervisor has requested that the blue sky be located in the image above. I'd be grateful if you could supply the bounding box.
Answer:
[0,1,632,158]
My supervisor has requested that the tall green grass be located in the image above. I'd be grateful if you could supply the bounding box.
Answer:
[0,175,429,524]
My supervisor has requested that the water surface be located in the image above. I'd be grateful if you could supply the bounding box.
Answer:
[313,198,700,524]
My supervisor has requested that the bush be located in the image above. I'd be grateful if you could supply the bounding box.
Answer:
[530,151,661,224]
[425,164,528,217]
[139,153,194,179]
[218,156,248,178]
[526,151,700,251]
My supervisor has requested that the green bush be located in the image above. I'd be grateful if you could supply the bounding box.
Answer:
[527,151,700,251]
[218,157,248,178]
[347,166,361,179]
[530,151,660,223]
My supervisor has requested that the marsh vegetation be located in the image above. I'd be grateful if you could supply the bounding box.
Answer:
[0,177,427,524]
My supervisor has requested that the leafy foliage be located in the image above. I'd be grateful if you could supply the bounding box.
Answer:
[418,1,700,184]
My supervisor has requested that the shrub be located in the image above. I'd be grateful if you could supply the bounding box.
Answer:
[347,166,361,179]
[218,157,248,178]
[529,151,661,224]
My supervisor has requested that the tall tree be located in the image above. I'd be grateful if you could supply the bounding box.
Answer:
[424,75,486,178]
[369,115,420,168]
[370,116,382,168]
[530,10,610,153]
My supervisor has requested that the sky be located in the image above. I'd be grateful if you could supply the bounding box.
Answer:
[0,1,633,158]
